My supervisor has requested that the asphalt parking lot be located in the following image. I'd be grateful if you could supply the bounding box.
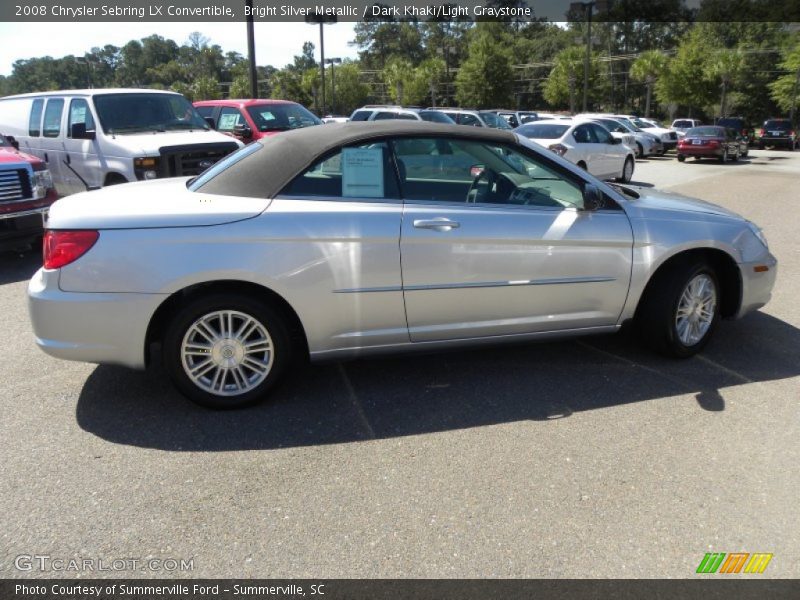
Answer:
[1,149,798,579]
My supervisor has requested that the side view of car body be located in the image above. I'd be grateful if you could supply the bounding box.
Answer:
[434,108,512,129]
[515,119,635,182]
[493,110,540,128]
[28,122,776,408]
[194,99,321,143]
[0,134,57,251]
[677,126,748,162]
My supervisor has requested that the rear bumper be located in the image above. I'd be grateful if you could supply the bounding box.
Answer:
[27,268,166,369]
[737,254,778,318]
[760,137,794,146]
[677,146,723,158]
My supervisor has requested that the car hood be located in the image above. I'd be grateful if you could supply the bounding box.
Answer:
[101,129,243,155]
[46,178,270,230]
[621,186,744,221]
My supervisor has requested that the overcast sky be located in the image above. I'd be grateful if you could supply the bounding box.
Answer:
[0,22,359,76]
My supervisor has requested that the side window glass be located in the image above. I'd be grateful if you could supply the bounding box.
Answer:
[42,98,64,138]
[217,107,244,132]
[68,98,95,136]
[350,111,371,122]
[591,124,612,144]
[459,114,480,127]
[29,99,44,137]
[394,137,584,209]
[572,125,594,144]
[280,142,399,200]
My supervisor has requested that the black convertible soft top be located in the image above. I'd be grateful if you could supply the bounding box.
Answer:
[196,121,517,199]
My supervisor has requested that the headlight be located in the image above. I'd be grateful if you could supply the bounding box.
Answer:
[134,156,160,180]
[32,168,53,199]
[747,221,768,249]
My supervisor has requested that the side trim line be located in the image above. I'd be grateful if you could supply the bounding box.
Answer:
[333,276,615,294]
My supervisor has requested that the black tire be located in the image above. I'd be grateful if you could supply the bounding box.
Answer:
[732,148,739,162]
[617,156,634,182]
[758,143,765,150]
[162,293,292,409]
[636,142,643,158]
[636,260,720,358]
[677,155,685,162]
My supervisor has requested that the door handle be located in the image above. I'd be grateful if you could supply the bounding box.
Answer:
[44,152,49,163]
[413,218,460,232]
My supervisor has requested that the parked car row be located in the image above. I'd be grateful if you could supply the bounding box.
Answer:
[671,117,798,150]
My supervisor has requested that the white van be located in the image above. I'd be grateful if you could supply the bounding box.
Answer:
[0,89,243,196]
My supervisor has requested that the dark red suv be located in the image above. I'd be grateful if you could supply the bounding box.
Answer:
[194,99,321,143]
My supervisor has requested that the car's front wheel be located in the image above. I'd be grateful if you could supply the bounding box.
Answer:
[637,260,720,358]
[163,294,292,408]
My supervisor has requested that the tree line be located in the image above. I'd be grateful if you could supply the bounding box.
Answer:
[1,13,798,123]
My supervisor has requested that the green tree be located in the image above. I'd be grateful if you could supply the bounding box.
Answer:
[193,76,221,100]
[769,38,800,121]
[229,76,252,99]
[382,58,415,104]
[326,62,369,114]
[455,28,513,108]
[629,50,669,117]
[543,46,603,113]
[705,48,745,118]
[415,58,447,107]
[655,27,718,118]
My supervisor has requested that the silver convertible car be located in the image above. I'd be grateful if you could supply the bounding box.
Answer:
[28,122,777,408]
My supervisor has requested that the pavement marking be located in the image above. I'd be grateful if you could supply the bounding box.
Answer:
[694,355,754,385]
[337,363,376,440]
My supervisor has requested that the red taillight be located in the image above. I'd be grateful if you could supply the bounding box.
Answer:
[43,230,99,270]
[708,140,720,147]
[759,129,765,137]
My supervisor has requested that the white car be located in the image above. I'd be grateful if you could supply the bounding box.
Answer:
[671,118,703,139]
[515,119,635,182]
[626,116,678,152]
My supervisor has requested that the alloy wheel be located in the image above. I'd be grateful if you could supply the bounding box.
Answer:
[675,274,717,347]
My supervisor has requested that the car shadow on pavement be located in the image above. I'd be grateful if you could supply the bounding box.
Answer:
[0,249,41,285]
[76,311,800,451]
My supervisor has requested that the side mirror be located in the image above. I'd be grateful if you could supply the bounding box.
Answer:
[583,184,605,211]
[469,164,485,178]
[6,135,19,150]
[610,137,622,145]
[70,122,96,140]
[203,117,216,129]
[233,123,253,139]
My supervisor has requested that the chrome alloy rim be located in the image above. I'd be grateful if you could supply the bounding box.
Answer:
[181,310,273,396]
[675,274,717,346]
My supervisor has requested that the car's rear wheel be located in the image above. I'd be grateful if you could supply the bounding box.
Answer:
[636,142,643,158]
[677,155,686,162]
[617,156,634,182]
[163,294,291,408]
[637,260,720,358]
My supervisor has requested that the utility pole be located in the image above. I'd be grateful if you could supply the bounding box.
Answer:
[245,0,258,98]
[306,12,337,116]
[571,2,596,113]
[325,58,341,114]
[790,67,800,126]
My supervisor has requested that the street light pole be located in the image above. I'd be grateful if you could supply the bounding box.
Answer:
[245,0,258,98]
[306,12,338,116]
[582,2,595,113]
[325,58,342,115]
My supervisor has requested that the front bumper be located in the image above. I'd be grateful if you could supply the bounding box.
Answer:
[0,207,48,251]
[737,254,778,318]
[28,268,166,369]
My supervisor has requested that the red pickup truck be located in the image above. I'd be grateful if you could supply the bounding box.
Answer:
[0,134,57,251]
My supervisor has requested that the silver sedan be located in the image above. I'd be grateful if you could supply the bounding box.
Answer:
[28,122,777,408]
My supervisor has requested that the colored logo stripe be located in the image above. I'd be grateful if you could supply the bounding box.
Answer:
[696,552,773,574]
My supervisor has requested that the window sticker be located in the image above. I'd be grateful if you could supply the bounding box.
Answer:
[217,113,239,130]
[342,147,384,198]
[257,111,275,121]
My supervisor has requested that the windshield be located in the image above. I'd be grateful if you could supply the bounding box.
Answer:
[616,117,641,132]
[596,119,630,133]
[419,110,455,124]
[479,112,512,129]
[672,120,694,128]
[246,103,321,131]
[0,136,10,147]
[686,126,725,137]
[94,93,209,134]
[516,123,569,139]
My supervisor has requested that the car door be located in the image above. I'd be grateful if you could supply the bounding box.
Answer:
[396,136,634,342]
[62,97,100,195]
[39,97,68,197]
[274,141,409,351]
[588,123,622,179]
[570,124,604,176]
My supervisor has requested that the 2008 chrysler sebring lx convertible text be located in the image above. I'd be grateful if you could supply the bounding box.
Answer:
[28,122,777,408]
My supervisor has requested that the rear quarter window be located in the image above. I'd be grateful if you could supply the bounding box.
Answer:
[350,111,372,122]
[29,99,44,136]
